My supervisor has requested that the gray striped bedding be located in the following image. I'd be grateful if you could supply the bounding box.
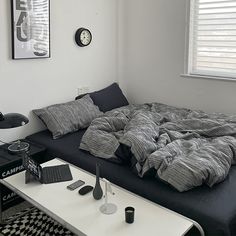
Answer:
[80,103,236,192]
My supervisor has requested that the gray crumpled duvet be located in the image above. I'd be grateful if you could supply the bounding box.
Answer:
[80,103,236,192]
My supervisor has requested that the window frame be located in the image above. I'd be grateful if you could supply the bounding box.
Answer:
[183,0,236,81]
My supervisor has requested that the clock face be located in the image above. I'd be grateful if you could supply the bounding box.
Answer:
[75,28,92,47]
[80,30,92,46]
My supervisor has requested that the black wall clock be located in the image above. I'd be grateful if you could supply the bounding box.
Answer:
[75,28,92,47]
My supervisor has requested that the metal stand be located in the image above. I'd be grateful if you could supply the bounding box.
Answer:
[191,220,205,236]
[100,179,117,215]
[25,170,39,184]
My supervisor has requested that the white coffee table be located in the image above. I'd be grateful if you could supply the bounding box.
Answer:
[0,158,204,236]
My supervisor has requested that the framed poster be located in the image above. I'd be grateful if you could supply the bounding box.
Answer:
[11,0,50,59]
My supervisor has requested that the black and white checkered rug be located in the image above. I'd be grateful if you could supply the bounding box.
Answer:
[0,206,74,236]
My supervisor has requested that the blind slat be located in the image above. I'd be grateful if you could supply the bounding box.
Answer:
[199,0,236,4]
[197,62,236,68]
[196,65,236,71]
[197,53,236,58]
[197,56,236,63]
[198,32,236,36]
[197,52,236,58]
[198,28,236,31]
[198,42,236,46]
[198,26,236,30]
[198,48,236,53]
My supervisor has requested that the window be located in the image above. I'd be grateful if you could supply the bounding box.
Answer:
[188,0,236,79]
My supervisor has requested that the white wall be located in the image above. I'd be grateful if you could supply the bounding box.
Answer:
[118,0,236,115]
[0,0,118,142]
[2,0,236,142]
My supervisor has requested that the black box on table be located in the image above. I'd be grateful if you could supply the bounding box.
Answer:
[0,140,46,211]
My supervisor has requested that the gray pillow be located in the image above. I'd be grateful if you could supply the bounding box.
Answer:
[33,95,103,139]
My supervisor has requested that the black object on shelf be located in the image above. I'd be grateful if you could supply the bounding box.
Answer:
[93,163,103,200]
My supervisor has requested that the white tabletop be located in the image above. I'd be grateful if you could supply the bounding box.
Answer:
[1,158,194,236]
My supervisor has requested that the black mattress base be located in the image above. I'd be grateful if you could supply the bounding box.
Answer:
[27,129,236,236]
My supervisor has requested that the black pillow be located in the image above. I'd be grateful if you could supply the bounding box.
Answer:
[76,83,129,112]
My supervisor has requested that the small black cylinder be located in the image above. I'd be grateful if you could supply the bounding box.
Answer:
[125,206,135,224]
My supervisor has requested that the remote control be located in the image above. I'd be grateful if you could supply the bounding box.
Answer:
[67,180,85,191]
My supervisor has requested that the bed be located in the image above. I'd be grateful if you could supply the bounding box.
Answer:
[27,83,236,236]
[26,128,236,236]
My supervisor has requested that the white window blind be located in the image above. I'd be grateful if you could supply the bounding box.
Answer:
[188,0,236,79]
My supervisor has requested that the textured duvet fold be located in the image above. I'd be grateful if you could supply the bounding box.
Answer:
[80,103,236,192]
